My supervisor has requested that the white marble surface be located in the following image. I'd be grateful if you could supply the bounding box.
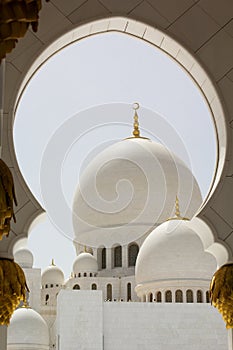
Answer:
[56,289,227,350]
[57,290,103,350]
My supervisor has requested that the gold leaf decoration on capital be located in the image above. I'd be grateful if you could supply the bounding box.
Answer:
[0,0,49,62]
[0,259,29,325]
[0,159,17,240]
[210,263,233,328]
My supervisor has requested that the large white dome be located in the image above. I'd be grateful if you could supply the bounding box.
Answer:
[73,137,202,248]
[8,307,49,349]
[135,219,217,290]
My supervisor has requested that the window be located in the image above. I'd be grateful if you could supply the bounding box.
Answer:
[84,272,87,277]
[165,290,172,302]
[156,291,162,302]
[127,283,131,301]
[90,273,92,277]
[149,293,153,302]
[45,294,49,303]
[78,273,81,277]
[102,248,106,269]
[128,243,139,267]
[206,291,210,303]
[73,284,80,290]
[45,284,48,288]
[114,245,122,267]
[175,290,183,303]
[186,289,193,303]
[197,290,203,303]
[92,283,97,290]
[107,284,112,301]
[51,284,53,288]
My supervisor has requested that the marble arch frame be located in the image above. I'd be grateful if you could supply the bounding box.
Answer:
[1,15,232,260]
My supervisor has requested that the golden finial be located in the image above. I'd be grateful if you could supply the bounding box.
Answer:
[51,259,55,266]
[124,103,149,140]
[22,300,30,309]
[175,195,181,217]
[167,196,189,221]
[84,246,87,253]
[132,102,140,137]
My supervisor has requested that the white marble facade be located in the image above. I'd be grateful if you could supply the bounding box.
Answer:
[10,134,228,349]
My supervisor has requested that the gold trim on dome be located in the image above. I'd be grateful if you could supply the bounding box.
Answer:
[166,196,190,221]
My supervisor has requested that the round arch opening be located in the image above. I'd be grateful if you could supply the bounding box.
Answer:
[12,17,226,211]
[11,17,228,273]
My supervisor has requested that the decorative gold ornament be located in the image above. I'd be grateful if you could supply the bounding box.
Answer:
[0,259,29,325]
[125,103,149,140]
[0,159,17,240]
[132,102,140,138]
[210,263,233,328]
[166,196,189,221]
[0,0,51,62]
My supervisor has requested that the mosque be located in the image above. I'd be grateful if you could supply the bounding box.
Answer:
[7,107,227,349]
[1,1,233,350]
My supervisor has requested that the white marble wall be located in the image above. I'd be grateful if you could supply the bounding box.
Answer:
[57,290,103,350]
[57,290,227,350]
[104,302,227,350]
[23,267,41,312]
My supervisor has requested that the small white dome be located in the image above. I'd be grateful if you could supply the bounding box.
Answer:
[73,252,98,275]
[73,137,202,248]
[41,261,64,287]
[135,219,217,287]
[14,248,34,268]
[8,308,49,349]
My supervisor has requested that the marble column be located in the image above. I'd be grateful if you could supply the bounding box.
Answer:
[0,325,7,350]
[106,248,112,270]
[122,245,127,268]
[228,329,233,350]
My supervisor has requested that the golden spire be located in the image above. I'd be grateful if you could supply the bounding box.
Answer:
[84,246,87,253]
[167,196,189,221]
[175,195,181,217]
[51,259,55,266]
[132,102,140,137]
[125,102,149,140]
[22,299,31,309]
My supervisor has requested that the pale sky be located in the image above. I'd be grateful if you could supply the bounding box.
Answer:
[13,32,216,278]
